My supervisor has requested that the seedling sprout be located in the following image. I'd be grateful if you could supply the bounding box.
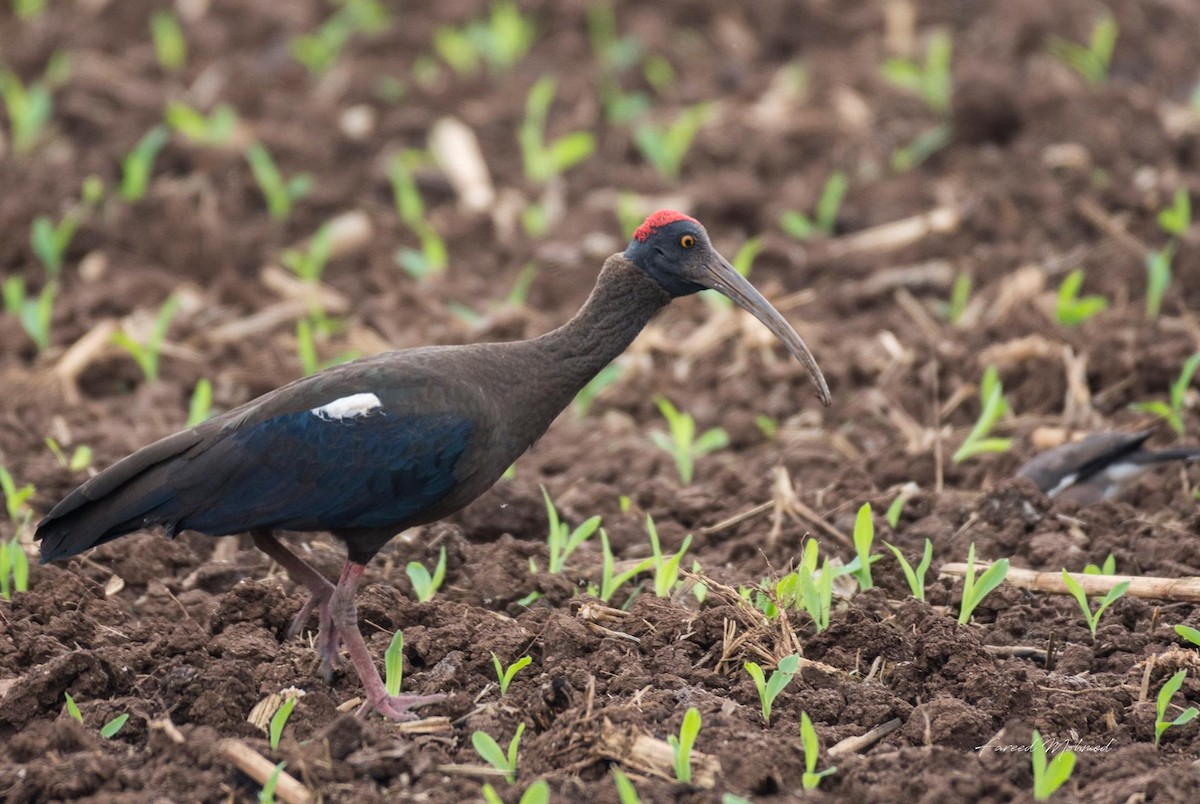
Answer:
[800,712,837,790]
[1154,670,1198,746]
[540,486,601,574]
[953,366,1012,463]
[633,103,710,180]
[1060,570,1128,638]
[245,143,311,222]
[957,543,1009,625]
[744,653,799,725]
[491,653,532,696]
[1031,730,1075,800]
[668,707,701,784]
[1054,269,1108,326]
[645,514,691,598]
[651,396,728,485]
[165,101,238,146]
[779,172,848,240]
[472,722,525,783]
[100,713,129,739]
[0,536,30,599]
[110,295,182,382]
[384,630,404,697]
[851,502,878,591]
[150,11,187,72]
[407,546,447,602]
[1131,352,1200,436]
[1048,14,1117,85]
[885,538,933,602]
[187,379,214,427]
[518,77,596,185]
[611,766,641,803]
[121,126,170,202]
[269,690,302,750]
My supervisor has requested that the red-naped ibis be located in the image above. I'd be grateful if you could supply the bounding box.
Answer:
[37,210,830,720]
[1017,430,1200,504]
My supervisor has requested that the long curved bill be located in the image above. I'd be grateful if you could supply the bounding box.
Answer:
[703,255,832,407]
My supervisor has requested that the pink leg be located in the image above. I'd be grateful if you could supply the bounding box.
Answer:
[330,561,445,721]
[251,530,343,680]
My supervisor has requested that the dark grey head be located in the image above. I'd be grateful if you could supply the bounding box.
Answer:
[624,210,831,406]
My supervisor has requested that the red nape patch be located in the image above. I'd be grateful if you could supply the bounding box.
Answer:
[632,209,700,241]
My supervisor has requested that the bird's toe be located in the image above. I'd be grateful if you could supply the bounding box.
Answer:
[358,692,445,721]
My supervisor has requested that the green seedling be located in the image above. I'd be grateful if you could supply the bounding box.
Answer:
[0,65,52,154]
[31,186,94,279]
[598,528,655,604]
[291,0,389,76]
[1031,730,1075,800]
[1055,269,1108,326]
[150,11,187,72]
[540,486,601,574]
[611,766,641,803]
[779,172,848,240]
[100,713,129,739]
[643,55,676,92]
[246,143,311,222]
[432,1,534,76]
[1,465,35,526]
[633,103,710,180]
[491,653,532,696]
[384,630,404,697]
[13,0,47,21]
[588,3,650,123]
[935,272,972,325]
[702,236,762,309]
[881,28,952,115]
[187,378,214,427]
[885,484,918,528]
[800,712,837,790]
[1158,189,1191,237]
[472,722,525,784]
[953,366,1012,462]
[121,125,170,202]
[282,223,335,283]
[64,692,84,723]
[1060,570,1128,638]
[755,415,777,439]
[0,537,30,600]
[269,693,299,750]
[6,279,57,352]
[1083,554,1116,575]
[295,315,359,376]
[506,263,539,307]
[668,707,700,784]
[388,152,447,280]
[1131,352,1200,437]
[574,362,624,416]
[1175,624,1200,648]
[1155,669,1198,746]
[482,779,548,804]
[690,559,707,605]
[744,654,799,725]
[407,546,447,602]
[885,538,933,601]
[110,295,181,382]
[518,76,595,185]
[1048,14,1117,85]
[851,502,878,591]
[46,438,92,473]
[164,101,237,146]
[651,396,728,485]
[259,761,285,804]
[957,543,1009,625]
[890,124,952,172]
[1144,244,1174,319]
[646,514,692,598]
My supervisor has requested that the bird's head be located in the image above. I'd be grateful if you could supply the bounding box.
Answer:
[625,210,831,406]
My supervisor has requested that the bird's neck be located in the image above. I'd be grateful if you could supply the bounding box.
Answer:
[527,254,670,402]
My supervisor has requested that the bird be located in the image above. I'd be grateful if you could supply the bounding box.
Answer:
[1016,430,1200,505]
[36,210,831,720]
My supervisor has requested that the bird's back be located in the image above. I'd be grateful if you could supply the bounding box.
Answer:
[36,345,534,563]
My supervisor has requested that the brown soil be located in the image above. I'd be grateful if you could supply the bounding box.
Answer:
[4,0,1200,801]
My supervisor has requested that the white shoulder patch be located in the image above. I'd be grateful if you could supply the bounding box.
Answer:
[311,392,383,421]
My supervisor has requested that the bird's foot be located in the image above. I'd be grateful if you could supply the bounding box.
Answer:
[357,692,446,722]
[316,619,345,683]
[286,591,346,682]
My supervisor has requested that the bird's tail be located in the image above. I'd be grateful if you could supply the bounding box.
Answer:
[36,428,204,563]
[1136,447,1200,465]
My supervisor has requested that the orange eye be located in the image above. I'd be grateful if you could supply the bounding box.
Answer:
[680,234,695,248]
